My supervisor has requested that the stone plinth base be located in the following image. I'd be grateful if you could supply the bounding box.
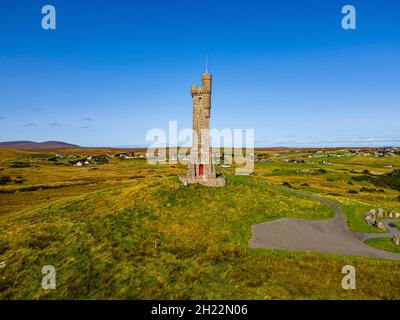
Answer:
[178,174,227,188]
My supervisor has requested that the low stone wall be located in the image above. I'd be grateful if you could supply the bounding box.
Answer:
[178,174,226,188]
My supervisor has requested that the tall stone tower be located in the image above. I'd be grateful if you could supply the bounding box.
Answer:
[179,66,226,187]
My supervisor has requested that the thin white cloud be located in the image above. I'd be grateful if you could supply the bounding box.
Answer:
[22,123,38,127]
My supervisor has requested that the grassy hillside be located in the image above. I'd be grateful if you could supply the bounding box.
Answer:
[0,149,399,299]
[365,238,400,254]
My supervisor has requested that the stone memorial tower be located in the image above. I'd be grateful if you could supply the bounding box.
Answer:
[179,60,226,187]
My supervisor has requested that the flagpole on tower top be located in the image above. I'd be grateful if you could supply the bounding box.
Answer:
[205,55,208,74]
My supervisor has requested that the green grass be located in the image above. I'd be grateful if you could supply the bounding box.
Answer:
[336,201,388,234]
[0,149,400,299]
[365,237,400,254]
[353,170,400,191]
[0,172,397,299]
[250,157,400,235]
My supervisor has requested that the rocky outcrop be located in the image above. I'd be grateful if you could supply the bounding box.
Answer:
[389,211,400,218]
[363,208,400,231]
[392,234,400,245]
[377,208,387,218]
[369,209,377,215]
[365,211,376,225]
[374,220,386,231]
[364,207,400,233]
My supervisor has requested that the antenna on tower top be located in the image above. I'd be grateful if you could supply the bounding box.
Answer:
[205,55,208,74]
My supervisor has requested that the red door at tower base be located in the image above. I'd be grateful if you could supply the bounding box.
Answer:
[199,164,204,175]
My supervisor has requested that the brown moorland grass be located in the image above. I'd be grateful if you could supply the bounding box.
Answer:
[0,148,399,299]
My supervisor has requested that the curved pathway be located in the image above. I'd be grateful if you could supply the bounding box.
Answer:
[249,192,400,261]
[353,219,399,241]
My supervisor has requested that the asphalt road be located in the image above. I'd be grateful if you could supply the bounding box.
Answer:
[249,192,400,261]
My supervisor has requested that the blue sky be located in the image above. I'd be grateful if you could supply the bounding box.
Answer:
[0,0,399,147]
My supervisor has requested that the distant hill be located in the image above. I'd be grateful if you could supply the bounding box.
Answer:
[0,141,80,150]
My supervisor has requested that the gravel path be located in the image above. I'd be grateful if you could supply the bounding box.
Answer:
[249,192,400,261]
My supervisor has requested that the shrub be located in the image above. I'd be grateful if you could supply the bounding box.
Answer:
[9,162,31,168]
[282,181,292,188]
[352,169,400,191]
[0,242,9,255]
[360,187,376,193]
[93,155,109,164]
[0,190,14,194]
[348,189,358,194]
[0,176,12,185]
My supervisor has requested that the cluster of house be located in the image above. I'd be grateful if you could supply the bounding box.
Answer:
[151,153,184,163]
[58,147,399,168]
[72,155,109,167]
[254,147,399,166]
[53,152,148,167]
[112,152,144,159]
[148,152,254,165]
[372,147,400,157]
[55,153,78,159]
[73,160,90,167]
[307,147,400,158]
[280,158,332,165]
